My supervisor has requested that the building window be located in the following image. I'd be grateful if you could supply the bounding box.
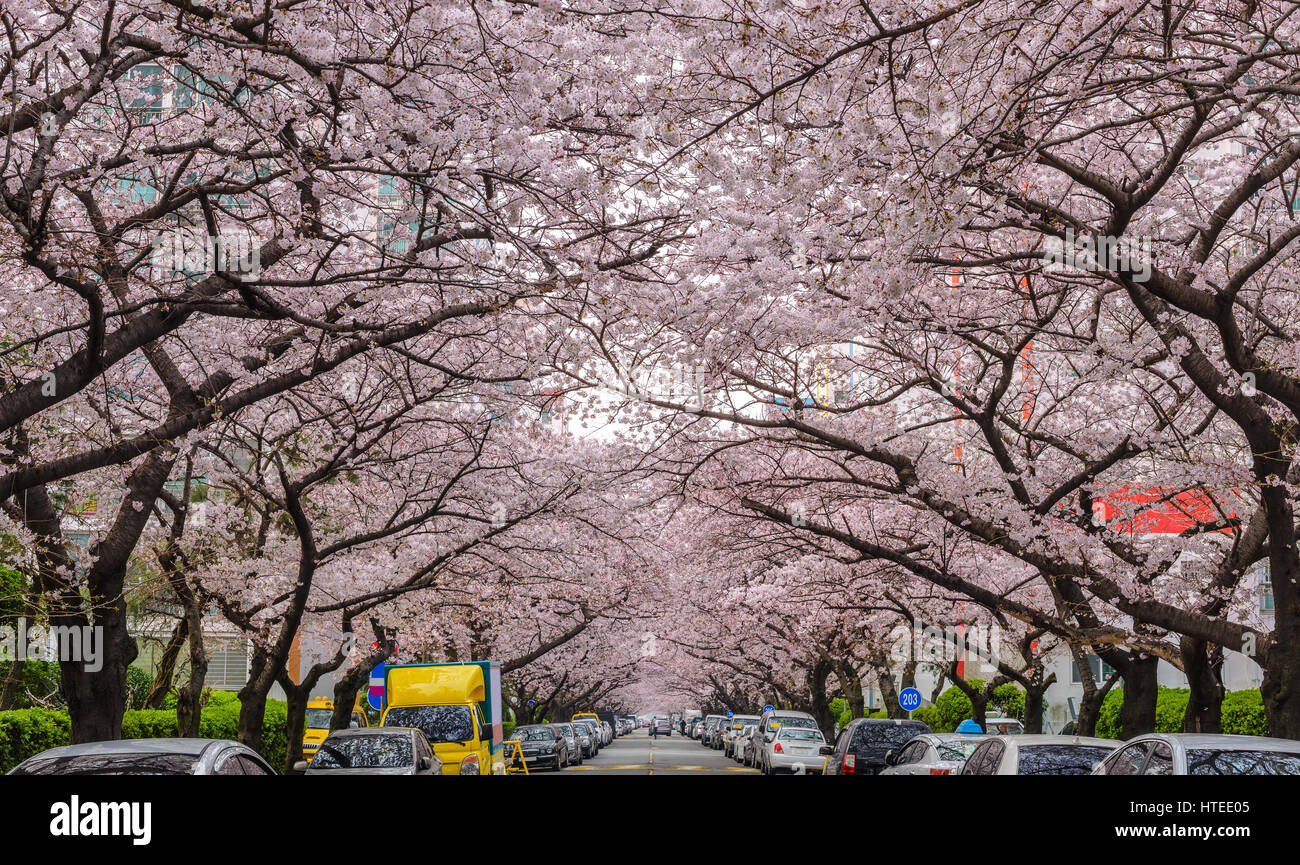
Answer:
[206,637,250,690]
[1262,563,1274,612]
[1070,654,1116,685]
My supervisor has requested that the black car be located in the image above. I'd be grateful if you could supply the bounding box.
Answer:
[510,724,569,771]
[823,719,932,775]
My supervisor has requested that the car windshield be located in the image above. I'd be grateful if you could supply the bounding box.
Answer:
[515,727,556,741]
[312,735,412,769]
[778,729,824,741]
[554,724,574,735]
[937,740,982,761]
[1017,745,1114,775]
[384,705,473,744]
[305,708,333,729]
[12,753,200,775]
[1187,749,1300,775]
[771,716,817,731]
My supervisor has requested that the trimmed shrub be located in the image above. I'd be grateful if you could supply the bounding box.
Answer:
[0,660,64,709]
[0,708,71,771]
[1221,690,1268,736]
[911,706,941,730]
[1096,687,1267,739]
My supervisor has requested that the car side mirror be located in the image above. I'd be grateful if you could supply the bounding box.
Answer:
[292,761,308,774]
[764,733,775,742]
[884,749,896,766]
[818,745,833,756]
[418,756,432,771]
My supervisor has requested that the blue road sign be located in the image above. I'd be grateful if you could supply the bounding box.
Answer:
[367,664,388,712]
[899,688,922,712]
[762,704,774,714]
[726,710,734,719]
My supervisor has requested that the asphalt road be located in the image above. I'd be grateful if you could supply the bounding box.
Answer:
[539,728,760,775]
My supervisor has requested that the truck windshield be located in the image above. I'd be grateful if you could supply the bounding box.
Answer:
[385,705,474,744]
[305,709,333,729]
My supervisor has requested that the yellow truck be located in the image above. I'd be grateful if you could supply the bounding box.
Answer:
[302,695,368,764]
[380,661,504,775]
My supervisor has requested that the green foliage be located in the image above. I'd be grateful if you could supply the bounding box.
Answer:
[0,697,289,772]
[0,709,71,771]
[911,706,941,730]
[0,660,64,709]
[932,681,984,733]
[829,697,852,728]
[503,720,516,739]
[1221,690,1269,736]
[125,666,153,711]
[1096,688,1268,739]
[990,684,1025,720]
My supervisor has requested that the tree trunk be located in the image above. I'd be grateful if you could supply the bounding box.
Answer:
[808,659,836,741]
[281,682,310,774]
[836,660,865,719]
[143,617,188,710]
[0,657,24,710]
[1024,687,1046,734]
[1118,652,1159,738]
[1181,637,1224,734]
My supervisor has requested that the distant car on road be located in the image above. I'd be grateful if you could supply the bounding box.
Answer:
[735,724,759,766]
[723,715,762,756]
[961,735,1117,775]
[651,715,673,736]
[552,723,584,766]
[1091,733,1300,775]
[301,728,440,776]
[8,738,277,776]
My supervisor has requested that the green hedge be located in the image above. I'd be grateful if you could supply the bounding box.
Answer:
[0,698,288,773]
[1095,688,1268,739]
[0,661,153,711]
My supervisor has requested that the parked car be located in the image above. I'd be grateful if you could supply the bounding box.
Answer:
[723,715,762,757]
[1091,733,1300,775]
[8,738,277,775]
[572,721,597,758]
[507,724,569,771]
[960,735,1118,775]
[700,714,726,746]
[299,728,439,775]
[735,724,759,765]
[982,717,1025,736]
[823,718,932,776]
[651,715,673,736]
[753,710,819,773]
[684,716,702,739]
[878,733,983,775]
[760,725,828,774]
[600,721,614,745]
[552,723,584,765]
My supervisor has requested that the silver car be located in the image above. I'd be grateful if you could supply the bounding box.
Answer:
[7,738,277,775]
[761,725,828,774]
[301,727,440,775]
[961,735,1117,775]
[1091,733,1300,775]
[552,722,584,765]
[734,724,759,765]
[879,733,983,775]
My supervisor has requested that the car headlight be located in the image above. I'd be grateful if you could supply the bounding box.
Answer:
[460,754,481,775]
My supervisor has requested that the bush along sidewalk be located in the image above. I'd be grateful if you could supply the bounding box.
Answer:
[0,698,289,773]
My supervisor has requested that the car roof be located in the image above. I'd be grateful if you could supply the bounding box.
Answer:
[1139,733,1300,752]
[854,718,928,726]
[767,710,814,718]
[21,738,226,759]
[991,735,1116,748]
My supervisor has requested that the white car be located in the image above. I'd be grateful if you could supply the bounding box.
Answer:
[1091,733,1300,775]
[761,725,828,774]
[723,715,762,757]
[734,724,758,764]
[879,733,983,775]
[960,735,1117,775]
